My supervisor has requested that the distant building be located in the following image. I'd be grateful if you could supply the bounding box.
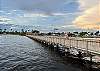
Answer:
[26,32,33,35]
[26,32,39,35]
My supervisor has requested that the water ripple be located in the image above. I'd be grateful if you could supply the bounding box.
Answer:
[0,35,85,71]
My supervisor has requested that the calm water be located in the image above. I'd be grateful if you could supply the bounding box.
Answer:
[0,35,86,71]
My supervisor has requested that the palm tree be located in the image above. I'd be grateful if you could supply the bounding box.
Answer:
[28,29,30,32]
[11,29,12,32]
[4,29,7,33]
[0,29,2,34]
[21,29,24,33]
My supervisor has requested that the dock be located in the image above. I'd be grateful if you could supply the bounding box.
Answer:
[26,35,100,69]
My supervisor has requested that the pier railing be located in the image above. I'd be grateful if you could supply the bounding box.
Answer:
[27,35,100,55]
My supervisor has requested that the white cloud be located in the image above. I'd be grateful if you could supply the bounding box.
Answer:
[7,13,12,15]
[52,13,68,16]
[78,0,99,10]
[0,10,4,13]
[0,16,13,24]
[61,24,76,28]
[10,26,16,29]
[23,13,49,17]
[13,10,17,12]
[23,12,80,18]
[0,16,11,22]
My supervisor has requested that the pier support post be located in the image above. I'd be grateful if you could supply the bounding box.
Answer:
[86,41,89,54]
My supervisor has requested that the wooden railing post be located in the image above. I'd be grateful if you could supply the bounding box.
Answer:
[86,40,89,53]
[70,38,71,47]
[64,38,66,46]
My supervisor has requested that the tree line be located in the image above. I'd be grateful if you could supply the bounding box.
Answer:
[0,29,40,36]
[0,28,99,37]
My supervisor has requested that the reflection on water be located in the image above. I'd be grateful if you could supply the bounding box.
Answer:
[0,35,85,71]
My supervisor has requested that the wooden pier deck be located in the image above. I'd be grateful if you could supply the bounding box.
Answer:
[27,35,100,53]
[27,35,100,69]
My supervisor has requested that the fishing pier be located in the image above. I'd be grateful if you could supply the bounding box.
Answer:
[27,35,100,69]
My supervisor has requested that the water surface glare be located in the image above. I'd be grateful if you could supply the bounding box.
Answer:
[0,35,85,71]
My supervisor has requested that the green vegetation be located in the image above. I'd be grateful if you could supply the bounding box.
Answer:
[0,28,100,37]
[0,28,40,36]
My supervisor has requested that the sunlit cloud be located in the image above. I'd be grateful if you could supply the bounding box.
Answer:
[73,0,100,30]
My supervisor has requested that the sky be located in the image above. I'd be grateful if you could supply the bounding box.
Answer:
[0,0,100,32]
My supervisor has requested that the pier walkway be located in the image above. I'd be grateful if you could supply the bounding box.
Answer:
[27,35,100,64]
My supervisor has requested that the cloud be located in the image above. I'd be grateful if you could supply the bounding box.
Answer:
[73,0,100,30]
[13,10,17,12]
[23,13,49,17]
[0,11,4,13]
[1,0,78,13]
[51,12,79,16]
[10,26,16,29]
[32,12,80,17]
[23,12,73,18]
[78,0,99,10]
[51,13,67,16]
[0,16,11,22]
[0,0,81,32]
[0,16,13,24]
[7,13,12,15]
